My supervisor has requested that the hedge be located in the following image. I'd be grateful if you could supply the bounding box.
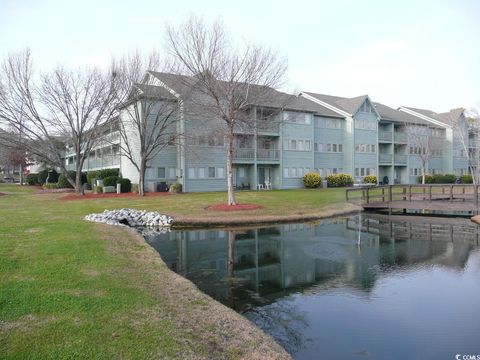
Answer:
[37,169,49,184]
[117,178,132,193]
[88,169,120,186]
[103,176,120,187]
[303,172,321,188]
[45,169,59,184]
[57,171,87,188]
[362,175,377,184]
[326,173,353,187]
[461,174,473,184]
[26,173,39,186]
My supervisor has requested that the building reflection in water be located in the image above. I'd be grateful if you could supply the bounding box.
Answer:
[144,214,478,312]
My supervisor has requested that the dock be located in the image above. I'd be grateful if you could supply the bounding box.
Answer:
[345,184,479,214]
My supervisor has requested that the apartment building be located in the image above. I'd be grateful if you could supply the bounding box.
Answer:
[65,71,473,191]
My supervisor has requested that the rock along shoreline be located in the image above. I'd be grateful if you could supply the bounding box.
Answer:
[84,208,173,228]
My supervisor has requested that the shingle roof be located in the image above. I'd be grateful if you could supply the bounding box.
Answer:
[148,71,198,97]
[285,95,344,117]
[303,92,369,115]
[403,106,465,127]
[374,102,435,126]
[148,71,342,117]
[133,83,177,100]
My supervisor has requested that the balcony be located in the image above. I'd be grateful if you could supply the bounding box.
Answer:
[394,154,407,165]
[257,121,280,134]
[257,149,280,161]
[394,131,408,143]
[379,130,392,142]
[379,153,392,164]
[233,148,255,161]
[233,148,280,162]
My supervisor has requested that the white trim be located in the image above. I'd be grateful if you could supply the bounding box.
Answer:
[299,92,351,117]
[146,71,181,99]
[398,107,451,129]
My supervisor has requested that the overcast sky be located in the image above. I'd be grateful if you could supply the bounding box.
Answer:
[1,0,479,113]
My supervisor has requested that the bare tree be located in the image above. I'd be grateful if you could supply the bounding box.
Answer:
[406,124,444,184]
[109,51,181,196]
[0,49,118,194]
[455,108,480,184]
[166,16,287,205]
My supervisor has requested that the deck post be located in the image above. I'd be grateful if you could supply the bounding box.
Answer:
[429,186,432,202]
[402,187,406,201]
[388,185,392,215]
[475,185,479,214]
[382,187,385,202]
[366,187,370,204]
[408,185,412,201]
[450,185,453,203]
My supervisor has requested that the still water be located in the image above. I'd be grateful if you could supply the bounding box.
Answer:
[144,213,480,360]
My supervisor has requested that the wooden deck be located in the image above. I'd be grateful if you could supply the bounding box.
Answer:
[346,184,480,214]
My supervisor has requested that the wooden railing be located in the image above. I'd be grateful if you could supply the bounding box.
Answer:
[346,184,480,212]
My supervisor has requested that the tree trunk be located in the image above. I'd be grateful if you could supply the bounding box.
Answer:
[139,161,146,196]
[226,126,236,206]
[75,168,84,195]
[19,163,24,186]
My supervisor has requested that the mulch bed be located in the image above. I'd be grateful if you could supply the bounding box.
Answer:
[205,203,262,212]
[60,192,173,201]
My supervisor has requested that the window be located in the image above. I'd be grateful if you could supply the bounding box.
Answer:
[298,140,304,151]
[169,168,176,178]
[290,168,297,177]
[198,168,205,179]
[327,144,332,152]
[208,167,216,178]
[290,140,297,150]
[284,168,289,177]
[158,167,166,178]
[239,167,246,177]
[332,144,337,152]
[217,167,225,178]
[305,140,311,151]
[283,111,311,124]
[188,168,195,179]
[315,118,325,128]
[339,144,343,152]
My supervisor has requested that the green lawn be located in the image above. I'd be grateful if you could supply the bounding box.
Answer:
[0,184,345,359]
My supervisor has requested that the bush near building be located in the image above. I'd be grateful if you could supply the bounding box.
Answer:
[26,173,39,185]
[460,174,473,184]
[117,178,132,193]
[103,176,120,187]
[87,169,120,187]
[326,173,353,187]
[362,175,377,184]
[303,172,322,188]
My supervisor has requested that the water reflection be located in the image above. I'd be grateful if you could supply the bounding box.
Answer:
[144,214,480,359]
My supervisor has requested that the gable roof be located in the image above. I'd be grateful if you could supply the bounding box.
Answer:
[148,71,343,117]
[401,106,465,127]
[374,102,436,126]
[286,95,344,118]
[303,92,379,118]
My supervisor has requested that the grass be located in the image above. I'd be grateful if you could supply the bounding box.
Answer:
[0,184,346,359]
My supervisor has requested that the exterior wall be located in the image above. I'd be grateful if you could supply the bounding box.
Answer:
[313,115,346,178]
[352,105,379,183]
[281,113,314,189]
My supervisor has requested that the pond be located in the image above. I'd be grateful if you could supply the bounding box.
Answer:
[143,213,480,360]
